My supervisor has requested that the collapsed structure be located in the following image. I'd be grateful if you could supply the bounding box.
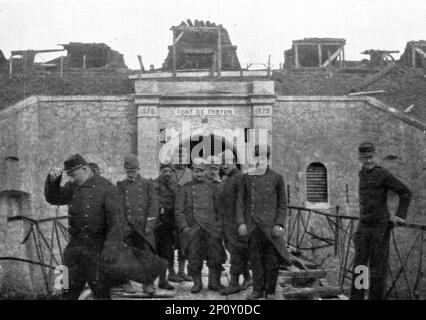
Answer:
[284,38,346,68]
[400,40,426,69]
[162,19,240,72]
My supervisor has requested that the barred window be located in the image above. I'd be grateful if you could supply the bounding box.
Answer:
[306,162,328,203]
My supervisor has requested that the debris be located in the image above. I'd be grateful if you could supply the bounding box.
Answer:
[404,104,415,113]
[400,40,426,68]
[162,19,241,71]
[284,38,346,68]
[59,42,127,69]
[348,90,386,96]
[282,286,346,300]
[348,62,398,93]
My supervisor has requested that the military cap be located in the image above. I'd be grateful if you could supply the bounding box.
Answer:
[358,142,376,155]
[124,154,140,169]
[63,154,87,173]
[191,157,207,170]
[160,162,175,172]
[218,149,235,164]
[88,162,100,170]
[254,144,271,159]
[206,155,221,169]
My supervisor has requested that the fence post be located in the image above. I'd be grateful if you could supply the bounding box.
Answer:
[9,55,13,78]
[59,56,64,78]
[334,205,340,256]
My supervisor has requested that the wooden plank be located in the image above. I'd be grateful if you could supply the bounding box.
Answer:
[279,269,334,279]
[294,44,299,68]
[321,47,343,67]
[414,46,426,59]
[318,44,322,67]
[412,46,416,68]
[59,56,64,78]
[348,90,386,96]
[172,32,177,76]
[9,55,13,78]
[217,29,222,76]
[183,47,215,54]
[173,31,185,45]
[348,62,398,93]
[282,286,345,300]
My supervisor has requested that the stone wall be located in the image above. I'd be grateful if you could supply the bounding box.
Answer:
[272,96,426,223]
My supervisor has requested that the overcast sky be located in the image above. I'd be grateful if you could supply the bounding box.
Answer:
[1,0,425,69]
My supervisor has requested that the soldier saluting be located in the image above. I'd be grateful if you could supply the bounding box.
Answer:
[44,154,119,299]
[350,142,411,300]
[175,158,226,293]
[237,145,291,300]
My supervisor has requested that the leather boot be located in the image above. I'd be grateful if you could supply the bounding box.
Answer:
[247,290,264,300]
[191,275,203,294]
[177,260,193,282]
[208,269,225,292]
[241,270,253,290]
[220,274,241,295]
[158,267,175,290]
[168,267,184,283]
[142,283,155,297]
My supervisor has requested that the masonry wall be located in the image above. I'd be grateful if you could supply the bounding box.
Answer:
[272,96,426,222]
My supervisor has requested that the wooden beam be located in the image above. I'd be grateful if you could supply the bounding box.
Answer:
[59,56,64,78]
[172,32,177,76]
[267,54,271,76]
[348,62,398,93]
[414,46,426,59]
[9,55,13,78]
[294,44,299,68]
[173,31,185,45]
[217,28,222,76]
[412,46,416,68]
[282,286,347,300]
[82,54,86,70]
[321,46,343,67]
[318,44,322,67]
[348,90,386,96]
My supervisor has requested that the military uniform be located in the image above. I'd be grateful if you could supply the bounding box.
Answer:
[237,167,290,297]
[350,165,411,300]
[44,171,118,299]
[175,179,226,285]
[220,168,250,280]
[153,175,178,270]
[117,174,159,252]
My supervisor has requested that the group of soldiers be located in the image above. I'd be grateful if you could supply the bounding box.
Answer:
[44,141,412,300]
[45,144,290,300]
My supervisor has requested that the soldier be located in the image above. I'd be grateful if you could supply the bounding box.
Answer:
[116,154,174,294]
[88,162,101,176]
[218,150,252,295]
[350,142,411,300]
[172,146,193,282]
[237,145,291,300]
[44,154,118,299]
[205,155,222,185]
[153,163,181,284]
[175,158,226,293]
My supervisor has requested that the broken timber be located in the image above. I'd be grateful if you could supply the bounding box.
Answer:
[282,286,349,300]
[348,62,398,93]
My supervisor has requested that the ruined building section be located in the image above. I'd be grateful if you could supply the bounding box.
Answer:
[400,41,426,69]
[59,42,127,69]
[284,38,346,68]
[162,19,241,71]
